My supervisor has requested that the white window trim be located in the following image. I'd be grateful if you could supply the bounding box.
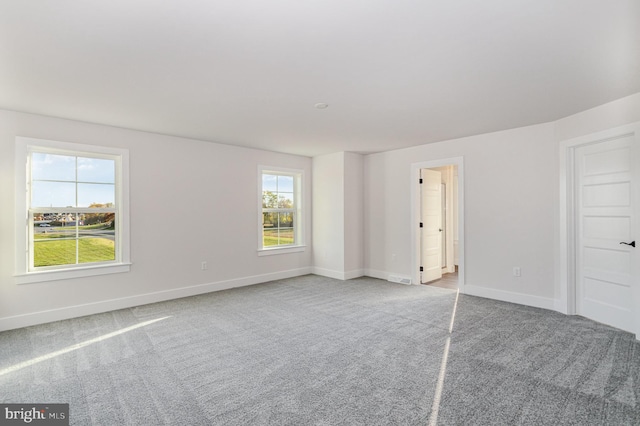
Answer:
[14,137,131,284]
[257,165,306,256]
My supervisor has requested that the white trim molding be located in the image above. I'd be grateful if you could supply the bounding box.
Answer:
[410,157,465,291]
[257,165,306,252]
[464,284,556,311]
[364,268,388,281]
[559,121,640,339]
[14,136,131,284]
[0,267,313,332]
[312,267,364,281]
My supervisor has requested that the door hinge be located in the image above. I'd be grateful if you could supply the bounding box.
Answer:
[419,178,423,184]
[419,222,423,228]
[420,266,424,272]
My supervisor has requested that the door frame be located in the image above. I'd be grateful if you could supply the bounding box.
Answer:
[559,122,640,336]
[411,157,465,290]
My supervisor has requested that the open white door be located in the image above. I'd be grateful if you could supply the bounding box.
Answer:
[576,134,636,332]
[421,169,442,283]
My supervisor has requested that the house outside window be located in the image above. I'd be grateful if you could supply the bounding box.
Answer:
[15,137,130,283]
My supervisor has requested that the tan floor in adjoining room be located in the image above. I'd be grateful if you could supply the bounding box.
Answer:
[425,268,458,290]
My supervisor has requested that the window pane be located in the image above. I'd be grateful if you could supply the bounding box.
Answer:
[262,174,277,192]
[263,228,279,247]
[33,213,76,241]
[78,237,115,263]
[78,183,115,207]
[77,157,115,183]
[260,170,301,249]
[278,175,293,192]
[263,212,278,246]
[23,141,127,276]
[31,153,76,181]
[32,212,116,267]
[33,212,81,225]
[32,181,76,207]
[33,215,77,268]
[279,212,294,245]
[263,213,295,246]
[278,193,294,208]
[279,228,294,245]
[263,212,277,227]
[34,240,77,267]
[82,212,115,228]
[263,191,277,208]
[278,212,294,228]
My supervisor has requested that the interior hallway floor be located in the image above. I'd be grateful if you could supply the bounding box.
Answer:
[426,268,458,290]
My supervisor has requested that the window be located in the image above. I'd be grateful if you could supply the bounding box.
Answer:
[15,137,130,283]
[259,167,304,254]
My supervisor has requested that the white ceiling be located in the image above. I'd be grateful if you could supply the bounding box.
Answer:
[1,1,639,157]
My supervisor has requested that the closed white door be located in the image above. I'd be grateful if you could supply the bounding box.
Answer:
[576,134,635,332]
[421,169,442,283]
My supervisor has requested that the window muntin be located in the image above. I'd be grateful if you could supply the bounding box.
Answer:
[15,137,130,284]
[32,211,116,268]
[260,169,303,250]
[28,150,119,271]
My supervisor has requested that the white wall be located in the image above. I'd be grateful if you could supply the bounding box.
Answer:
[552,92,640,305]
[312,152,364,280]
[3,92,639,331]
[365,122,558,308]
[343,152,364,278]
[0,109,312,331]
[555,92,640,143]
[553,92,640,332]
[312,152,345,277]
[364,91,640,311]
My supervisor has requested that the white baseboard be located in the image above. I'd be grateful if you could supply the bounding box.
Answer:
[312,267,364,280]
[463,284,556,311]
[312,267,344,280]
[363,269,414,285]
[344,269,365,280]
[554,298,569,314]
[365,270,557,310]
[364,269,388,281]
[3,269,564,332]
[0,267,313,332]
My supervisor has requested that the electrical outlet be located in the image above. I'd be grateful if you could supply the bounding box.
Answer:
[201,261,207,271]
[513,267,521,277]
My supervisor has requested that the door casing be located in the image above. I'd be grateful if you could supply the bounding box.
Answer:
[411,157,465,290]
[559,122,640,338]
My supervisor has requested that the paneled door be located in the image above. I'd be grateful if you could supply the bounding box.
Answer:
[421,169,442,283]
[575,134,635,332]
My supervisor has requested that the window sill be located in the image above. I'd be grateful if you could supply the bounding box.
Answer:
[15,263,131,285]
[257,245,306,256]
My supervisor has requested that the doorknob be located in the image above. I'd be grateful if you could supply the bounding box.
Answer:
[619,241,636,247]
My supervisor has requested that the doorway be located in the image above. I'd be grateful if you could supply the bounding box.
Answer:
[420,166,458,285]
[411,157,464,291]
[560,123,639,336]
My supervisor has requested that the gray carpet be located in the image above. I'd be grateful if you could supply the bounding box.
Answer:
[1,275,639,425]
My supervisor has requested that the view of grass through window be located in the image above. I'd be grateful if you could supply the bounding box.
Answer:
[30,151,117,268]
[262,173,295,247]
[33,213,115,267]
